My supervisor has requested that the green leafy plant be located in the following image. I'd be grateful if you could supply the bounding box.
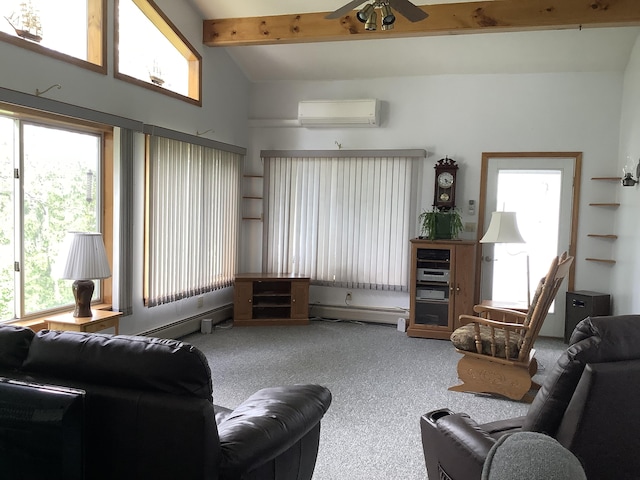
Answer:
[418,208,464,240]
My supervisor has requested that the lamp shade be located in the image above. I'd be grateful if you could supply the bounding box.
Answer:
[60,232,111,280]
[480,212,525,244]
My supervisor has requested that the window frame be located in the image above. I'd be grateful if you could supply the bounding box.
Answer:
[114,0,202,106]
[1,103,113,323]
[0,0,107,74]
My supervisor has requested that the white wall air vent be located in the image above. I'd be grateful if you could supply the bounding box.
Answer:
[298,99,380,128]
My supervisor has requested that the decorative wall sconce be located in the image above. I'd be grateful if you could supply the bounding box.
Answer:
[622,159,640,187]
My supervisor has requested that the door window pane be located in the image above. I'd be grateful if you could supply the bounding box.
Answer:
[492,170,561,304]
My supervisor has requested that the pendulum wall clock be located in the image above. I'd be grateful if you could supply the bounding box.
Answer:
[433,156,458,211]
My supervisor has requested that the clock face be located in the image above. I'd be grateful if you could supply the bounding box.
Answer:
[438,172,454,188]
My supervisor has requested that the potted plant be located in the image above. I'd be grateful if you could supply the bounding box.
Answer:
[418,208,464,240]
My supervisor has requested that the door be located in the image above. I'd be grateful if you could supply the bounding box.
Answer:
[479,153,580,338]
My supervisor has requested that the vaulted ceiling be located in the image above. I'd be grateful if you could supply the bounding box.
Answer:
[187,0,640,82]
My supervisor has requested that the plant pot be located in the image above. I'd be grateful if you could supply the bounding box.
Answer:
[434,213,454,239]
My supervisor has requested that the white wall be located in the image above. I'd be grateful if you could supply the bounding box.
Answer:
[245,72,626,318]
[0,0,251,334]
[613,35,640,315]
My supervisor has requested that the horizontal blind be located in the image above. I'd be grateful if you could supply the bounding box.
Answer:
[145,136,241,306]
[263,153,419,291]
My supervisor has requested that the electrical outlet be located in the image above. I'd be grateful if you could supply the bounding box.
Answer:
[197,297,204,308]
[345,292,352,303]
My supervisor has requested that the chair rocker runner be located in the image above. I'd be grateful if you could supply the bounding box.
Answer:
[449,252,574,401]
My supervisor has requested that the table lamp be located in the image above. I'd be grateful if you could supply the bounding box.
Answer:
[480,211,530,307]
[60,232,111,317]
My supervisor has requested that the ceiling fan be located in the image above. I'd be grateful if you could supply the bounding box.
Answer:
[326,0,428,31]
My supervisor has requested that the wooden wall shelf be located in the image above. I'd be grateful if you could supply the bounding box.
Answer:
[242,174,264,221]
[587,234,618,239]
[585,258,616,264]
[586,175,619,264]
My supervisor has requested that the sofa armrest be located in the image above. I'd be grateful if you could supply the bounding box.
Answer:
[217,384,331,477]
[421,409,497,480]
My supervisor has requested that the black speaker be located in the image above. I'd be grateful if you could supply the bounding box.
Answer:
[565,290,611,343]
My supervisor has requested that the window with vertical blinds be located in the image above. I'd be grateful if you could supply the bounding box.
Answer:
[145,136,242,306]
[262,150,424,291]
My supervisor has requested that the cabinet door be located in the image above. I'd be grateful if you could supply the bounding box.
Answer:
[291,280,309,319]
[234,280,253,320]
[452,244,476,329]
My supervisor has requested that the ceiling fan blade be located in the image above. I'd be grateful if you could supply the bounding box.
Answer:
[325,0,367,19]
[388,0,429,22]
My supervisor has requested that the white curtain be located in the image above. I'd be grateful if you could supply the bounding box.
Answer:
[263,152,420,291]
[145,136,241,306]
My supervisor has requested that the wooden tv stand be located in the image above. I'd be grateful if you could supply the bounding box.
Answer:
[233,273,310,326]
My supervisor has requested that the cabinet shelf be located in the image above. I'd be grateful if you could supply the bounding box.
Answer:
[408,239,476,340]
[234,274,310,326]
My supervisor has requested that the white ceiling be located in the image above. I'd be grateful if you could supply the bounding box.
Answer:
[187,0,640,82]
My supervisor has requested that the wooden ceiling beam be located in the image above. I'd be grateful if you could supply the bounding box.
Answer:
[203,0,640,47]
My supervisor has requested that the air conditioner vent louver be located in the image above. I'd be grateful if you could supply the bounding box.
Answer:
[298,99,380,128]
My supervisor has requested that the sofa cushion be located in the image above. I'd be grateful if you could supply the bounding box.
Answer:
[524,315,640,435]
[22,330,213,401]
[0,325,35,370]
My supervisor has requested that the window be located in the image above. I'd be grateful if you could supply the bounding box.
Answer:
[263,152,421,291]
[0,111,108,321]
[144,135,241,306]
[0,0,106,72]
[116,0,202,105]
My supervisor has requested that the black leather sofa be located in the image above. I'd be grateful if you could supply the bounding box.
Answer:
[0,325,332,480]
[421,315,640,480]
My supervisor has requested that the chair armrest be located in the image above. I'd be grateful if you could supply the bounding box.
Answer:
[421,410,497,480]
[217,384,331,476]
[473,305,527,318]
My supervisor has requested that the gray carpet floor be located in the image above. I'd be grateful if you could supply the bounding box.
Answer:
[181,319,566,480]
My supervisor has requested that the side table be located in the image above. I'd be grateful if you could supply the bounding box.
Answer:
[44,310,122,334]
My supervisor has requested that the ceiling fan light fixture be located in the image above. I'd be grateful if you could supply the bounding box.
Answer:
[381,22,394,30]
[380,3,396,25]
[357,4,375,23]
[365,10,377,31]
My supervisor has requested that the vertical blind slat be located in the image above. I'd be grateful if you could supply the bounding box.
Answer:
[145,136,241,306]
[263,154,416,291]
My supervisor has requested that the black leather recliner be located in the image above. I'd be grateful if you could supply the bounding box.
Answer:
[0,325,332,480]
[421,315,640,480]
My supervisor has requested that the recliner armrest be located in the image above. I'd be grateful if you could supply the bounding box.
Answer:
[217,384,331,477]
[422,410,497,480]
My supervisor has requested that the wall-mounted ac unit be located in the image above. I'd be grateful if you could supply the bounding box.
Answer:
[298,99,380,128]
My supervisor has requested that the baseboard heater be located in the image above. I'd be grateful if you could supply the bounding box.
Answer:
[139,304,233,339]
[310,304,408,325]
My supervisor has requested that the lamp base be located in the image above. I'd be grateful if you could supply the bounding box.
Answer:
[72,279,94,318]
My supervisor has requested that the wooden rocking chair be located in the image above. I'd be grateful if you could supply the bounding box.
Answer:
[449,252,574,402]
